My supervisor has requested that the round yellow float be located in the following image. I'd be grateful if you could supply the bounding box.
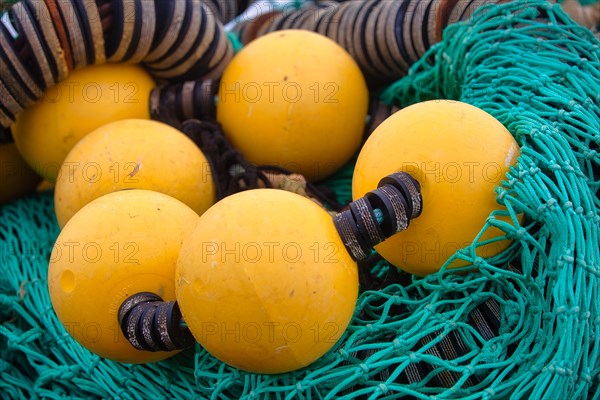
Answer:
[12,63,155,181]
[176,189,359,374]
[0,142,42,205]
[48,189,199,363]
[217,30,369,182]
[54,119,215,228]
[353,100,521,276]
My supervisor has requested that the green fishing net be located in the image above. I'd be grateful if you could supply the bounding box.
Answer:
[1,0,599,398]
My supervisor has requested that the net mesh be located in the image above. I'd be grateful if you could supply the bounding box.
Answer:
[1,0,599,399]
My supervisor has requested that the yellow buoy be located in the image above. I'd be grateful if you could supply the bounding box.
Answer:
[12,63,155,181]
[217,30,369,182]
[353,100,521,276]
[48,189,199,363]
[0,142,42,205]
[176,189,358,374]
[54,119,215,228]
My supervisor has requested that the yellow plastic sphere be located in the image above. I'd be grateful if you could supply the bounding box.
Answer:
[353,100,521,276]
[54,119,215,228]
[176,189,358,374]
[48,189,199,363]
[0,143,42,205]
[12,63,155,181]
[217,30,368,182]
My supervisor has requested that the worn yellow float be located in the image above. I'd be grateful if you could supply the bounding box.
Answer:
[0,142,42,205]
[217,30,369,182]
[53,119,215,228]
[12,63,155,181]
[176,189,359,373]
[353,100,521,276]
[48,189,199,363]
